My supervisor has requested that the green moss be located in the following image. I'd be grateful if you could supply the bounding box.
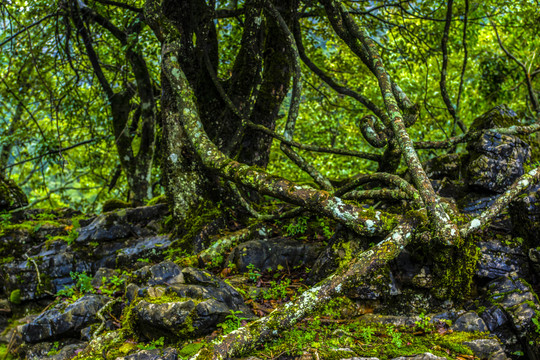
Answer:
[167,200,223,257]
[431,234,480,300]
[147,194,167,206]
[9,289,21,304]
[178,342,205,358]
[248,317,484,360]
[102,199,132,213]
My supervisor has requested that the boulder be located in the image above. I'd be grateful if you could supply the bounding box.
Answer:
[21,294,109,343]
[462,339,508,360]
[475,238,528,279]
[452,311,488,332]
[480,275,540,359]
[130,263,253,341]
[227,237,324,273]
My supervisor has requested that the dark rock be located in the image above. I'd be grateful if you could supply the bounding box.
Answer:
[468,105,520,131]
[466,131,530,193]
[462,339,508,360]
[76,204,168,243]
[424,153,465,180]
[227,237,324,273]
[119,348,178,360]
[476,238,528,279]
[510,183,540,248]
[1,239,92,301]
[132,265,253,341]
[148,261,184,285]
[21,294,109,343]
[484,275,540,359]
[0,175,28,211]
[452,311,488,332]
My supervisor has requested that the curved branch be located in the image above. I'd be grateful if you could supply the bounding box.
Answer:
[163,41,391,238]
[192,219,417,359]
[460,167,540,237]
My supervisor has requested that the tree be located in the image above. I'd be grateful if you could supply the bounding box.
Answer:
[1,0,539,358]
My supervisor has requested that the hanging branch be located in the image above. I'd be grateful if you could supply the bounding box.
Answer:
[265,1,333,191]
[320,0,459,243]
[440,0,466,134]
[491,20,540,116]
[163,40,396,238]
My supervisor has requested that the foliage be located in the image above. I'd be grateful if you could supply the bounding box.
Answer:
[217,310,248,335]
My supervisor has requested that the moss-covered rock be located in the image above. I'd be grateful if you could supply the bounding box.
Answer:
[102,199,132,213]
[0,175,27,211]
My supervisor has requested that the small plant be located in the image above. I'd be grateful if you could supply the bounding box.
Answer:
[137,337,164,350]
[361,325,375,344]
[317,217,333,238]
[217,310,248,334]
[387,325,402,348]
[263,279,291,300]
[286,216,308,236]
[57,272,94,298]
[137,258,150,263]
[415,312,433,333]
[36,212,56,220]
[47,341,61,356]
[246,263,261,282]
[0,211,12,227]
[100,274,125,296]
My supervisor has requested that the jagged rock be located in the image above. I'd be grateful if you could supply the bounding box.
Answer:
[481,275,540,359]
[227,237,324,273]
[76,204,168,243]
[452,311,488,332]
[462,339,508,360]
[476,238,528,279]
[131,264,253,341]
[466,131,530,193]
[510,183,540,248]
[116,348,178,360]
[0,175,28,211]
[21,294,109,343]
[424,153,465,180]
[1,239,92,301]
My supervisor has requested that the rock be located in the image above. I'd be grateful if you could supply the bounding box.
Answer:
[227,237,324,273]
[465,106,530,195]
[117,348,178,360]
[91,267,119,288]
[510,183,540,248]
[452,311,488,332]
[466,131,530,193]
[131,265,253,341]
[462,339,508,360]
[391,353,447,360]
[424,154,465,180]
[482,275,540,359]
[77,204,168,243]
[147,261,184,285]
[0,175,28,211]
[21,294,109,343]
[1,239,93,301]
[475,238,528,279]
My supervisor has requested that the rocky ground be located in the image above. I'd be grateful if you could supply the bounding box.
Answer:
[1,106,540,360]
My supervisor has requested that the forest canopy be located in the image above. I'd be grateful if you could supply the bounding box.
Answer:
[0,0,538,211]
